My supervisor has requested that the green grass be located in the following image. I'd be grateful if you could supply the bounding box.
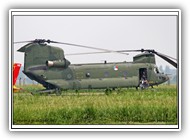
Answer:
[13,85,178,125]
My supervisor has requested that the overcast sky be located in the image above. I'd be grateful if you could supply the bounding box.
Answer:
[13,12,177,69]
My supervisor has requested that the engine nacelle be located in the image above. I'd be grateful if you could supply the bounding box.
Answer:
[46,59,70,68]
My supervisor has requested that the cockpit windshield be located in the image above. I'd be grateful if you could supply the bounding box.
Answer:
[154,67,159,74]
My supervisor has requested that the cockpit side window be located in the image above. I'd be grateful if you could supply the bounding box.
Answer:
[154,67,159,74]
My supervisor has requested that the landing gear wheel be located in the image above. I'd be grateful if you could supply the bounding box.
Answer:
[139,82,149,90]
[105,88,112,95]
[55,88,61,96]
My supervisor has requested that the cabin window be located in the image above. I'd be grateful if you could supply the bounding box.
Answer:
[86,72,90,78]
[104,71,109,77]
[123,71,127,78]
[67,74,72,79]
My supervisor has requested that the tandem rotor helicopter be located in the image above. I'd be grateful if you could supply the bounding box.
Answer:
[14,39,177,95]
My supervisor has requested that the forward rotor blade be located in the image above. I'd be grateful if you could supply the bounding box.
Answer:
[156,52,177,61]
[155,52,177,68]
[116,49,145,52]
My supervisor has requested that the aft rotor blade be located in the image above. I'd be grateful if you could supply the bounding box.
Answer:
[14,39,128,55]
[66,51,129,56]
[14,39,49,44]
[14,40,34,44]
[14,39,129,55]
[50,40,128,55]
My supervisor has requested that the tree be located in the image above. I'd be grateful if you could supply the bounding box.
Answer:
[159,65,164,73]
[165,65,171,74]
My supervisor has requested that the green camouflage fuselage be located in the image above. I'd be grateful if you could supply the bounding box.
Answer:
[18,43,168,90]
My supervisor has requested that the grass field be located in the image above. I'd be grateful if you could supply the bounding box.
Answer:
[13,85,178,125]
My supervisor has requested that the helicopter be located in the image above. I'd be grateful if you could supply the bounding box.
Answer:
[14,39,177,95]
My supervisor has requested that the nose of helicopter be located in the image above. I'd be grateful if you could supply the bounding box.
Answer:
[160,74,169,83]
[164,74,169,82]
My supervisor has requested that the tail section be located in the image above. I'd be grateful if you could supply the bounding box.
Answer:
[17,42,69,88]
[17,43,65,71]
[13,63,21,92]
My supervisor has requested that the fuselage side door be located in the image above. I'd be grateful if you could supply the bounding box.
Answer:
[139,68,148,82]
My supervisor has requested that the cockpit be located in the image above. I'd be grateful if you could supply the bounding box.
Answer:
[153,66,169,84]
